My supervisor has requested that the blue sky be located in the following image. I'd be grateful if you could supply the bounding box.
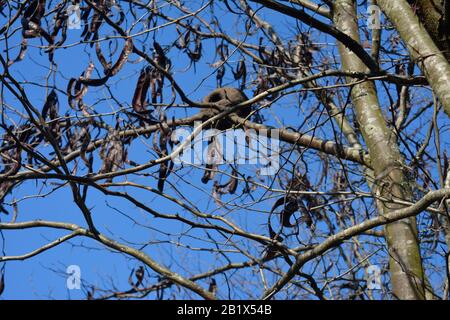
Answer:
[1,0,448,300]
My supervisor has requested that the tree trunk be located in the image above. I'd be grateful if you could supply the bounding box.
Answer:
[333,0,426,299]
[406,0,450,62]
[377,0,450,118]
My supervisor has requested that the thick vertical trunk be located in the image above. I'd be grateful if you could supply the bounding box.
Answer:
[376,0,450,118]
[406,0,450,62]
[333,0,426,299]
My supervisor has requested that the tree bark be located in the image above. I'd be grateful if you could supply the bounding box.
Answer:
[377,0,450,118]
[333,0,426,299]
[406,0,450,62]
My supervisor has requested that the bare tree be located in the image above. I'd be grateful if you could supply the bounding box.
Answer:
[0,0,449,300]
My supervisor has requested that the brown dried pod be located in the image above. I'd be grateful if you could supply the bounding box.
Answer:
[154,118,172,192]
[99,130,126,182]
[132,66,152,113]
[21,0,46,38]
[0,271,4,296]
[78,38,133,87]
